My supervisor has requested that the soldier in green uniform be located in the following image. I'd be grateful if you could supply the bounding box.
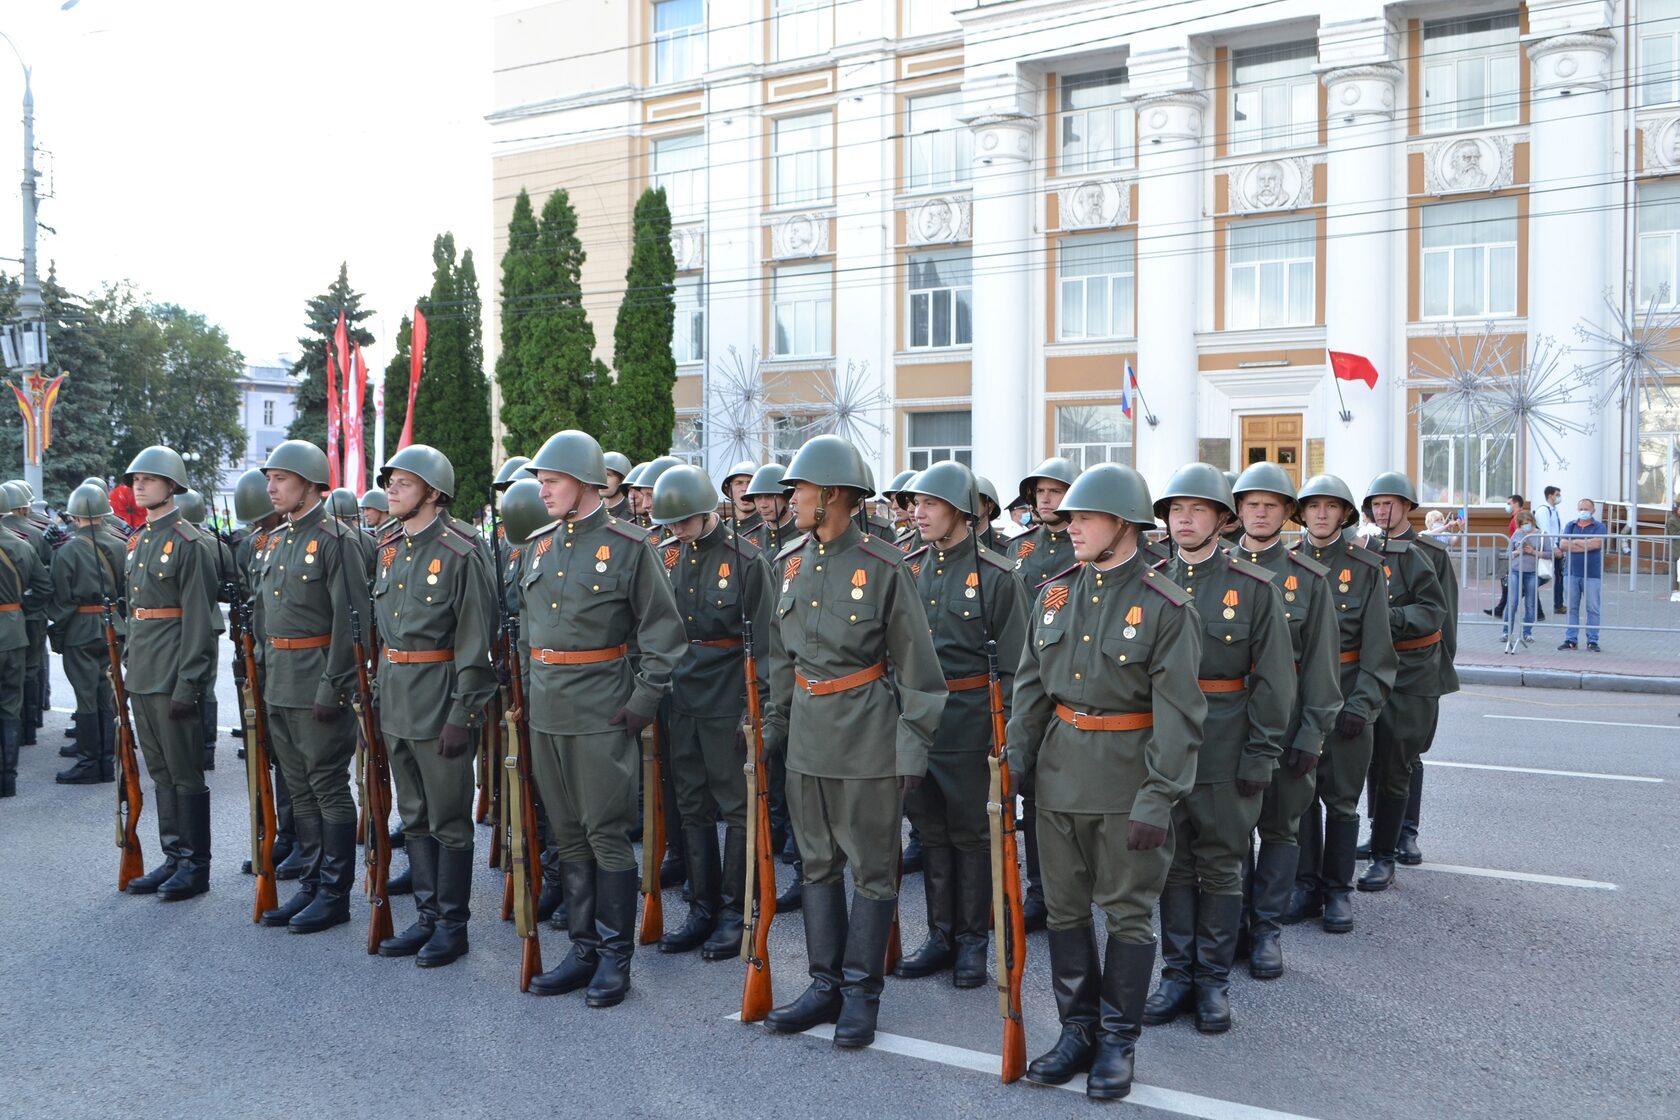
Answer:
[1229,464,1341,979]
[1143,464,1294,1033]
[49,483,127,785]
[647,464,775,961]
[623,463,650,523]
[973,476,1005,551]
[760,435,947,1049]
[120,446,218,899]
[359,488,390,532]
[744,464,796,557]
[720,461,762,538]
[1357,473,1450,893]
[253,439,369,933]
[602,451,634,521]
[1007,463,1205,1100]
[327,488,376,582]
[880,469,917,549]
[369,445,497,967]
[1007,455,1080,931]
[636,457,684,546]
[177,489,236,771]
[894,461,1027,989]
[1394,491,1458,868]
[1283,475,1395,931]
[4,481,52,745]
[0,486,50,796]
[518,431,686,1007]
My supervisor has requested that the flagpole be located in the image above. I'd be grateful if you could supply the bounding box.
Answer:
[1127,366,1159,429]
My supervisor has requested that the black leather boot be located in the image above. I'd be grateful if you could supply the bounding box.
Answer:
[388,856,413,895]
[270,765,295,865]
[766,880,845,1033]
[777,852,803,911]
[702,826,747,961]
[1088,937,1156,1100]
[895,845,955,978]
[97,709,116,782]
[901,827,924,875]
[661,825,720,954]
[1020,807,1047,932]
[834,894,895,1049]
[274,827,310,881]
[1024,925,1099,1086]
[1247,842,1298,980]
[261,812,320,925]
[418,844,473,967]
[952,848,991,989]
[389,825,406,850]
[20,684,37,745]
[538,847,565,926]
[0,719,20,797]
[586,867,638,1007]
[378,835,439,956]
[1321,817,1359,932]
[56,714,102,784]
[127,784,181,893]
[1282,807,1323,924]
[1358,792,1409,892]
[58,713,83,758]
[289,819,354,933]
[1398,766,1424,865]
[531,860,597,996]
[1143,884,1197,1024]
[200,699,217,770]
[1193,892,1242,1033]
[159,789,212,901]
[1356,765,1377,859]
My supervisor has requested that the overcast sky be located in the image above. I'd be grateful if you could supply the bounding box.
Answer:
[1,0,490,389]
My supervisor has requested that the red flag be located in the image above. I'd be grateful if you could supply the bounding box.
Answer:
[400,308,427,451]
[325,345,343,489]
[334,311,350,407]
[345,343,369,496]
[1328,350,1379,389]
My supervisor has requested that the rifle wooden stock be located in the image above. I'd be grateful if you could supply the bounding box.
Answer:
[985,665,1027,1084]
[738,645,776,1022]
[484,718,504,870]
[637,721,666,945]
[504,657,543,989]
[239,630,279,921]
[474,725,490,824]
[353,631,393,955]
[104,604,144,892]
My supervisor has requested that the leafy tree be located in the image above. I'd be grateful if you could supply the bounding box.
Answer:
[287,262,376,487]
[382,312,413,454]
[603,187,677,462]
[39,267,119,500]
[413,234,493,519]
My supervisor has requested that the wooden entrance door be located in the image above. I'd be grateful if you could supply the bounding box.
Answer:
[1240,414,1304,487]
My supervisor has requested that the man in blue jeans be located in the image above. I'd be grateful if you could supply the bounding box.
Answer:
[1558,499,1606,652]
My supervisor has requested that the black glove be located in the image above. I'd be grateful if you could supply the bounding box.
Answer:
[897,774,922,797]
[608,706,654,738]
[437,722,473,760]
[311,702,342,724]
[1335,710,1368,740]
[1236,778,1269,798]
[1126,820,1168,851]
[168,700,196,722]
[1285,748,1319,778]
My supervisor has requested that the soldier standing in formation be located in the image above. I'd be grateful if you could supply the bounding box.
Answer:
[328,488,377,581]
[895,461,1026,989]
[760,435,947,1049]
[720,461,761,538]
[4,481,52,746]
[120,446,217,899]
[0,484,50,797]
[48,483,126,786]
[744,465,796,557]
[358,488,390,532]
[177,489,235,772]
[602,451,634,521]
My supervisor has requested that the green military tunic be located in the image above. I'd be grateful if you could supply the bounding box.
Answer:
[0,527,51,722]
[372,514,497,851]
[1370,534,1449,799]
[4,512,51,729]
[47,525,127,719]
[763,525,947,899]
[1156,546,1294,895]
[518,506,686,872]
[1006,549,1205,939]
[1008,522,1073,591]
[747,512,798,559]
[902,537,1027,850]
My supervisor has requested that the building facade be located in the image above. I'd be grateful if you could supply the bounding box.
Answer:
[489,0,1680,516]
[216,362,298,504]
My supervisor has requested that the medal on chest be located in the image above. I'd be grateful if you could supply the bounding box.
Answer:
[1337,567,1351,594]
[161,539,173,564]
[1041,584,1068,626]
[782,555,801,593]
[427,558,441,586]
[1283,574,1298,603]
[595,544,611,573]
[850,568,867,600]
[717,561,730,590]
[964,571,978,599]
[1222,589,1238,620]
[1123,605,1142,640]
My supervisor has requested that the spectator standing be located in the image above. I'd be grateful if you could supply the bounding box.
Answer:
[1486,495,1542,620]
[1536,486,1566,614]
[1502,511,1539,648]
[1558,500,1606,652]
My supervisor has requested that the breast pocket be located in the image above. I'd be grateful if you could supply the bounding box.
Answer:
[833,600,876,626]
[945,598,985,626]
[1205,620,1250,648]
[1100,635,1150,667]
[777,592,795,619]
[710,589,739,612]
[1034,626,1067,653]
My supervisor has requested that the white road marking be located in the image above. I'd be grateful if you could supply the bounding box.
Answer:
[1483,714,1676,731]
[1424,759,1663,783]
[1401,862,1616,891]
[728,1015,1325,1119]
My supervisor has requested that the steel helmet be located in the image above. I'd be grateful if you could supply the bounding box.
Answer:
[234,468,276,523]
[637,455,685,494]
[602,451,633,480]
[493,455,532,491]
[882,469,916,497]
[261,440,330,488]
[326,488,360,519]
[124,445,191,494]
[526,430,607,488]
[499,479,551,546]
[1294,474,1359,528]
[1222,470,1239,491]
[900,460,978,518]
[1362,471,1420,515]
[859,462,878,500]
[379,444,456,500]
[1017,456,1078,506]
[623,462,649,489]
[81,476,109,493]
[66,482,112,519]
[975,476,1002,519]
[0,481,25,509]
[176,489,208,524]
[744,463,790,498]
[1232,462,1298,506]
[781,435,871,492]
[358,488,389,513]
[720,460,758,496]
[1060,463,1156,527]
[1152,462,1236,523]
[10,479,34,503]
[652,464,719,525]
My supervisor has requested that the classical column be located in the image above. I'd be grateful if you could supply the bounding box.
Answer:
[1321,63,1402,489]
[1133,92,1206,486]
[1526,31,1614,501]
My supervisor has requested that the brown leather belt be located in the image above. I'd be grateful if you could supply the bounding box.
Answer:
[690,636,744,649]
[945,673,990,692]
[75,605,104,614]
[796,661,887,696]
[1055,703,1153,732]
[384,648,454,664]
[132,608,183,620]
[531,643,629,666]
[1394,630,1443,653]
[1198,678,1246,694]
[0,602,21,612]
[269,634,331,650]
[1339,649,1361,665]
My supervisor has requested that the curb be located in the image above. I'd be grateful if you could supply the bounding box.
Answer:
[1456,665,1680,695]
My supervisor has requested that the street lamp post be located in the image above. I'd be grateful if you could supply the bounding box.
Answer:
[1,28,48,500]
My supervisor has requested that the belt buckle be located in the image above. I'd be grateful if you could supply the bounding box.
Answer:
[1072,709,1091,729]
[802,677,820,695]
[539,647,555,663]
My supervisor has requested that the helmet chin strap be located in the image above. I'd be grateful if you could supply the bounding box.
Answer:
[1095,519,1132,563]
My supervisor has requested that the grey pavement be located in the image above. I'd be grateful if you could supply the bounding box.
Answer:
[2,643,1678,1120]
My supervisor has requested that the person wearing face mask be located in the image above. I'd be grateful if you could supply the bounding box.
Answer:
[1538,486,1566,614]
[1485,494,1543,621]
[1558,500,1607,652]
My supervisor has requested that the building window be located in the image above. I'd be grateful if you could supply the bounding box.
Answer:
[673,275,704,363]
[1418,392,1516,507]
[768,414,812,465]
[1422,12,1520,133]
[905,91,972,192]
[1059,68,1133,174]
[1056,404,1133,470]
[1058,233,1135,340]
[772,113,832,208]
[906,250,972,349]
[672,414,704,464]
[1638,181,1680,306]
[1642,0,1680,106]
[906,410,972,471]
[772,261,832,357]
[653,133,706,222]
[1227,217,1315,329]
[261,399,275,426]
[1421,197,1517,319]
[1640,391,1680,505]
[903,0,957,37]
[652,0,704,84]
[774,0,831,62]
[1230,41,1317,154]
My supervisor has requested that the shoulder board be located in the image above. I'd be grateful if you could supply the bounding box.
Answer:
[1287,551,1330,580]
[606,518,651,542]
[903,543,931,562]
[377,524,403,547]
[724,530,762,558]
[1345,544,1384,571]
[1227,554,1276,583]
[443,519,483,550]
[977,544,1012,573]
[437,531,472,558]
[526,521,560,545]
[1035,560,1083,591]
[857,535,906,565]
[1382,538,1412,555]
[1411,532,1450,553]
[774,534,810,563]
[1142,567,1192,606]
[172,522,201,543]
[1151,556,1171,571]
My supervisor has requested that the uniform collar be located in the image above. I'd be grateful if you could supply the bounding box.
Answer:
[567,505,607,533]
[148,508,182,531]
[815,523,862,555]
[404,515,445,546]
[1241,538,1286,564]
[289,502,326,530]
[1092,547,1142,584]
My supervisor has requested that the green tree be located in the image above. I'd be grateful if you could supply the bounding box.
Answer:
[493,189,541,457]
[413,234,493,518]
[603,187,677,462]
[39,267,119,500]
[287,263,376,486]
[382,312,413,453]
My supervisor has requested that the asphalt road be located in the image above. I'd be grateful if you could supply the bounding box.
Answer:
[3,647,1677,1120]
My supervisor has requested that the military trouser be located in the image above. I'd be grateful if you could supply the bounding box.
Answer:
[1372,693,1437,801]
[131,692,207,794]
[1315,718,1374,822]
[24,619,44,725]
[530,728,638,873]
[667,711,748,831]
[903,751,989,852]
[1166,782,1265,895]
[1256,729,1317,846]
[1038,808,1173,942]
[786,772,900,901]
[0,646,24,721]
[266,705,358,825]
[386,733,475,852]
[63,642,112,716]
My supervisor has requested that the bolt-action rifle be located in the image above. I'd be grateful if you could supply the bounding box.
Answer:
[93,528,144,891]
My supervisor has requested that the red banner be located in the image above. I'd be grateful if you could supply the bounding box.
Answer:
[1328,350,1380,389]
[325,345,343,490]
[400,308,427,451]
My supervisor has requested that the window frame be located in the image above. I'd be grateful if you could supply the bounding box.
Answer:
[1228,40,1319,156]
[773,0,832,62]
[1225,216,1317,330]
[651,0,704,85]
[905,249,973,350]
[771,260,834,359]
[1637,181,1680,308]
[261,398,275,426]
[1056,232,1136,341]
[1419,197,1518,321]
[1054,404,1135,471]
[1420,11,1521,134]
[652,132,707,223]
[671,414,704,464]
[904,90,973,193]
[1641,0,1680,107]
[771,112,833,209]
[904,410,973,472]
[673,275,705,364]
[1058,67,1135,175]
[768,413,814,465]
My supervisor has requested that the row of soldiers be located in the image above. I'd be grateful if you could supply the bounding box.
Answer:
[71,430,1455,1103]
